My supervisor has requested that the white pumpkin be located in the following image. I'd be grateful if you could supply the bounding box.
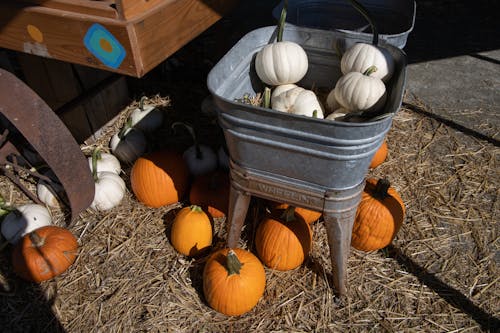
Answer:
[91,171,126,211]
[272,86,302,112]
[334,66,387,113]
[183,145,218,176]
[255,41,308,86]
[129,97,164,132]
[325,88,341,113]
[272,86,324,118]
[110,127,147,164]
[325,108,350,121]
[271,83,298,98]
[1,204,52,244]
[341,43,395,82]
[88,151,121,175]
[37,173,64,208]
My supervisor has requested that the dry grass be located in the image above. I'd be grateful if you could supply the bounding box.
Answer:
[0,91,498,332]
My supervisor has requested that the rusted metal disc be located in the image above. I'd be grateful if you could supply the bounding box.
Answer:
[0,68,94,221]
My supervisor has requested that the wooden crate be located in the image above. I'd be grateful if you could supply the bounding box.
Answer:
[0,0,237,78]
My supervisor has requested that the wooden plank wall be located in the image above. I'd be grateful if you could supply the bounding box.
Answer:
[57,75,129,143]
[4,51,129,144]
[17,53,82,110]
[17,53,113,109]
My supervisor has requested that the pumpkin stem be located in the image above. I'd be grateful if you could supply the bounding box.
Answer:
[118,118,132,139]
[139,96,148,111]
[262,87,271,108]
[280,205,296,222]
[312,110,318,118]
[0,194,14,216]
[226,249,242,275]
[363,65,378,76]
[91,148,100,182]
[373,178,391,200]
[171,122,203,159]
[28,230,45,248]
[276,0,288,42]
[190,205,203,213]
[348,0,379,45]
[0,207,11,217]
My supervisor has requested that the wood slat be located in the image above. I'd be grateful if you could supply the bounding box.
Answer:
[21,0,118,19]
[131,0,236,76]
[18,53,83,110]
[114,0,169,20]
[58,75,129,143]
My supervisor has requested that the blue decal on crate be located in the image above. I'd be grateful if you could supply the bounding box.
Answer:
[83,23,126,69]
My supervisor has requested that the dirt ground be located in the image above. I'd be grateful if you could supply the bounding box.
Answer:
[0,1,499,332]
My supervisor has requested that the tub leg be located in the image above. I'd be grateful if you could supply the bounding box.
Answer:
[323,210,356,297]
[323,182,364,298]
[226,183,251,248]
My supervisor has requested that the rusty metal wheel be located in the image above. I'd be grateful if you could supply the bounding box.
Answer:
[0,68,94,222]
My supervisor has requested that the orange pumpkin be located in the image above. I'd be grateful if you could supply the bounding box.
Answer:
[130,150,190,208]
[255,206,312,271]
[189,170,230,218]
[170,205,212,256]
[269,201,321,225]
[369,140,388,169]
[203,248,266,316]
[12,226,78,282]
[351,178,405,252]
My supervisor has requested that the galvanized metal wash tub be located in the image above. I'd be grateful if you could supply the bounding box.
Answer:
[207,25,407,297]
[272,0,416,49]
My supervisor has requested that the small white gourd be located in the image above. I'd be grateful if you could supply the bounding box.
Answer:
[334,66,387,113]
[325,108,350,121]
[271,85,301,112]
[87,150,121,175]
[271,83,298,99]
[341,42,394,82]
[255,42,308,86]
[272,86,324,118]
[254,3,308,86]
[291,90,325,118]
[129,96,164,132]
[37,170,64,208]
[91,172,126,211]
[89,150,126,211]
[325,88,341,113]
[110,124,147,164]
[37,182,58,208]
[1,204,52,244]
